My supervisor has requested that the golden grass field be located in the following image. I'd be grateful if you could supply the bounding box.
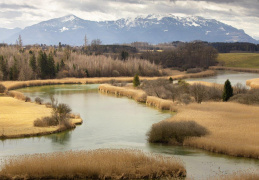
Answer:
[216,53,259,69]
[0,149,186,179]
[0,96,82,138]
[169,102,259,159]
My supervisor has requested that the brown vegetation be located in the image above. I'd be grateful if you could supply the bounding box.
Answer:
[0,96,82,139]
[99,84,147,102]
[146,96,175,110]
[169,102,259,159]
[0,149,186,179]
[147,121,208,144]
[246,78,259,89]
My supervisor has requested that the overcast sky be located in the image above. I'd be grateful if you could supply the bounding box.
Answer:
[0,0,259,40]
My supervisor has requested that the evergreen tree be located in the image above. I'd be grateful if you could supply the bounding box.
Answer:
[133,74,140,87]
[9,57,19,80]
[47,52,56,78]
[121,50,129,61]
[29,53,37,72]
[222,79,233,102]
[38,51,48,79]
[0,56,8,80]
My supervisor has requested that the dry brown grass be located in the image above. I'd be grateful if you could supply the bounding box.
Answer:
[99,84,147,102]
[146,96,175,110]
[1,70,215,91]
[0,149,186,179]
[0,96,82,139]
[246,78,259,89]
[167,102,259,159]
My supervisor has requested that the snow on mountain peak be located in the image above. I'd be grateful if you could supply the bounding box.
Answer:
[62,15,76,22]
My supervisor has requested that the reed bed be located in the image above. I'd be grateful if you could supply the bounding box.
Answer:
[1,70,215,91]
[246,78,259,89]
[146,96,175,110]
[210,66,259,73]
[99,84,147,102]
[0,149,186,179]
[168,102,259,159]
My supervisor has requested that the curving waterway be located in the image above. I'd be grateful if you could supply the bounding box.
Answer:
[1,71,259,179]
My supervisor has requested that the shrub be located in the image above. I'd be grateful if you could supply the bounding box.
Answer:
[35,97,43,104]
[231,89,259,105]
[233,83,248,95]
[222,79,233,102]
[34,116,58,127]
[147,120,208,144]
[133,74,140,87]
[169,77,173,83]
[25,96,31,102]
[0,84,6,93]
[206,86,223,101]
[190,83,207,103]
[52,103,72,125]
[186,68,202,74]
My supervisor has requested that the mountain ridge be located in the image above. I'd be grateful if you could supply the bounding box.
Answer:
[1,14,258,45]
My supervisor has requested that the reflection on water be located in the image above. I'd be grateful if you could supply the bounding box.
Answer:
[188,70,259,86]
[1,82,259,179]
[48,131,72,145]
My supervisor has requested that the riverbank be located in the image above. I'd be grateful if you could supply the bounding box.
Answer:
[100,84,259,159]
[0,96,82,139]
[1,70,215,91]
[210,66,259,73]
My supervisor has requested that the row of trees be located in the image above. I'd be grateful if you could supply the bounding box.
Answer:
[140,42,218,70]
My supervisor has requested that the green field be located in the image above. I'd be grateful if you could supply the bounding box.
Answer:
[217,53,259,68]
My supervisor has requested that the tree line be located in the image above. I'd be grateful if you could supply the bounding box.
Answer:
[140,42,218,70]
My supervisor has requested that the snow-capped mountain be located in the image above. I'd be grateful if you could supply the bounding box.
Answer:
[2,14,258,45]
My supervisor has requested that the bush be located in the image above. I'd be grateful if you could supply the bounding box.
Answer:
[25,96,31,102]
[186,68,202,74]
[231,89,259,105]
[34,116,58,127]
[35,97,43,104]
[0,84,6,93]
[147,121,208,144]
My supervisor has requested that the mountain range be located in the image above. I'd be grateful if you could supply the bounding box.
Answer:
[0,14,258,45]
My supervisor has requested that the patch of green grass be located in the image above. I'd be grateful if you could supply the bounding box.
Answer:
[217,53,259,68]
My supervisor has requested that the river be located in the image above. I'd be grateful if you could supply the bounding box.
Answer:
[1,71,259,179]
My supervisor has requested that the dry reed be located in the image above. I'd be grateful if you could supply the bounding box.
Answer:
[99,84,147,102]
[0,149,186,179]
[1,70,215,91]
[246,78,259,89]
[146,96,175,110]
[168,102,259,159]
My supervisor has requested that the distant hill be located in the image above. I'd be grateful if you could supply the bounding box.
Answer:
[0,27,21,43]
[1,14,258,45]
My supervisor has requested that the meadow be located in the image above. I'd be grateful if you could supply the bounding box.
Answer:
[217,53,259,69]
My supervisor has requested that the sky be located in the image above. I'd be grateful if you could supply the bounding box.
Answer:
[0,0,259,40]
